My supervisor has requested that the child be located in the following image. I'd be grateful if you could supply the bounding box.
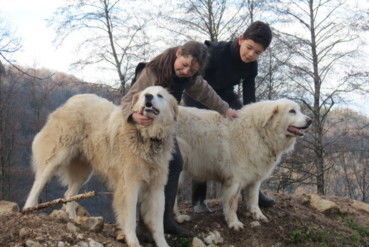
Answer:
[183,21,274,213]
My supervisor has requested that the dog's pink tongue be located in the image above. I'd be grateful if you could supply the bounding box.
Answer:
[288,126,303,135]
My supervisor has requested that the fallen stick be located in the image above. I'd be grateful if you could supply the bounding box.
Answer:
[21,191,96,213]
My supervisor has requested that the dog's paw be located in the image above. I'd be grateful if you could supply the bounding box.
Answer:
[251,210,269,222]
[175,214,191,223]
[228,220,244,231]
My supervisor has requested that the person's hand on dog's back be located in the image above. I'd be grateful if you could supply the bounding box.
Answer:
[225,108,238,120]
[132,112,153,126]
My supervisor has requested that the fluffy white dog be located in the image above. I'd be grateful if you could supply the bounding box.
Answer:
[175,99,311,230]
[24,86,178,247]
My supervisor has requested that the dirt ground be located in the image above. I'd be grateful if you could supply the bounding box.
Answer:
[1,192,369,247]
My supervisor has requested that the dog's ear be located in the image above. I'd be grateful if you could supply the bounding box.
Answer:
[262,105,279,127]
[131,92,140,112]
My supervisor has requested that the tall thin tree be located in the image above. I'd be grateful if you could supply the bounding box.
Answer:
[272,0,369,194]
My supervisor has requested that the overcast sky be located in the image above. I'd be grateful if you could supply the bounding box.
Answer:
[1,1,71,71]
[1,0,369,116]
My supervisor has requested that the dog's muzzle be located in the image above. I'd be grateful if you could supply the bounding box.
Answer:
[287,117,312,136]
[143,93,160,115]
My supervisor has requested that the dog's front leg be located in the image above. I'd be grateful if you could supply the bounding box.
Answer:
[244,182,268,222]
[113,183,141,247]
[141,187,170,247]
[222,181,243,230]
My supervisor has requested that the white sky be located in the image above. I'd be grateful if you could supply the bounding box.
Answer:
[1,0,369,116]
[0,0,116,84]
[1,1,70,71]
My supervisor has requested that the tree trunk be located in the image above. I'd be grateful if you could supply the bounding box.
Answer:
[309,0,325,195]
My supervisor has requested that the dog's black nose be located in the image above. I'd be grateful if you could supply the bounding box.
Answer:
[145,93,153,107]
[145,93,153,102]
[306,117,312,126]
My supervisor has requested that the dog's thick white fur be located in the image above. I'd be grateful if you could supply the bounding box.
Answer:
[175,99,311,230]
[24,86,178,247]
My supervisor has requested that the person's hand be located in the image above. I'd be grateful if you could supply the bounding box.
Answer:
[225,108,238,120]
[132,112,153,126]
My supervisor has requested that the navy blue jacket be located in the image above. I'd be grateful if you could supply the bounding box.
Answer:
[203,40,257,105]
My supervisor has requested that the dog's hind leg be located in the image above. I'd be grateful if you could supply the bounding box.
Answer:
[222,181,243,231]
[174,196,191,223]
[141,186,169,247]
[113,182,141,247]
[173,172,191,223]
[63,157,92,218]
[24,164,57,209]
[24,149,71,209]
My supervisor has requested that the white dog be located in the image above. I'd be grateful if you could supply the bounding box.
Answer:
[24,86,178,247]
[175,99,311,230]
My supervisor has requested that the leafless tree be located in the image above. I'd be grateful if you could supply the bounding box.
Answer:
[0,17,21,63]
[255,32,296,101]
[49,0,151,94]
[0,18,22,199]
[155,0,252,43]
[271,0,369,195]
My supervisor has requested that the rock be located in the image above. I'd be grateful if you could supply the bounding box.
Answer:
[76,241,89,247]
[204,230,224,245]
[88,238,104,247]
[19,228,30,238]
[67,222,80,233]
[307,194,339,214]
[192,237,206,247]
[25,239,42,247]
[76,233,85,239]
[74,216,104,232]
[250,221,261,227]
[62,203,90,217]
[50,209,69,221]
[115,229,125,241]
[57,241,67,247]
[0,200,19,214]
[352,200,369,214]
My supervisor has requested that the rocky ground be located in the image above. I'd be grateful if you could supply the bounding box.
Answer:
[1,192,369,247]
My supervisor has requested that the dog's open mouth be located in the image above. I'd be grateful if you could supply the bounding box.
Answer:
[287,125,308,136]
[141,102,160,116]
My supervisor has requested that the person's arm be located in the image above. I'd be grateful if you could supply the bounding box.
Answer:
[242,76,256,105]
[242,62,258,105]
[121,68,156,122]
[185,76,230,116]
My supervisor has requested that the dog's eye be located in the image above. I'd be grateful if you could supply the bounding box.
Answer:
[289,109,296,114]
[157,94,163,98]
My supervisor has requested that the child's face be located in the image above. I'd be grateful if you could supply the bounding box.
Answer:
[238,37,265,63]
[174,50,200,78]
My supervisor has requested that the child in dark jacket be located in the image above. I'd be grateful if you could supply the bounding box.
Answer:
[183,21,274,212]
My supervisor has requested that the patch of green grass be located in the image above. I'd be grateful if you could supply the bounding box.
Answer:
[333,232,359,245]
[172,237,192,247]
[331,215,369,245]
[343,217,369,238]
[285,227,331,244]
[349,232,362,243]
